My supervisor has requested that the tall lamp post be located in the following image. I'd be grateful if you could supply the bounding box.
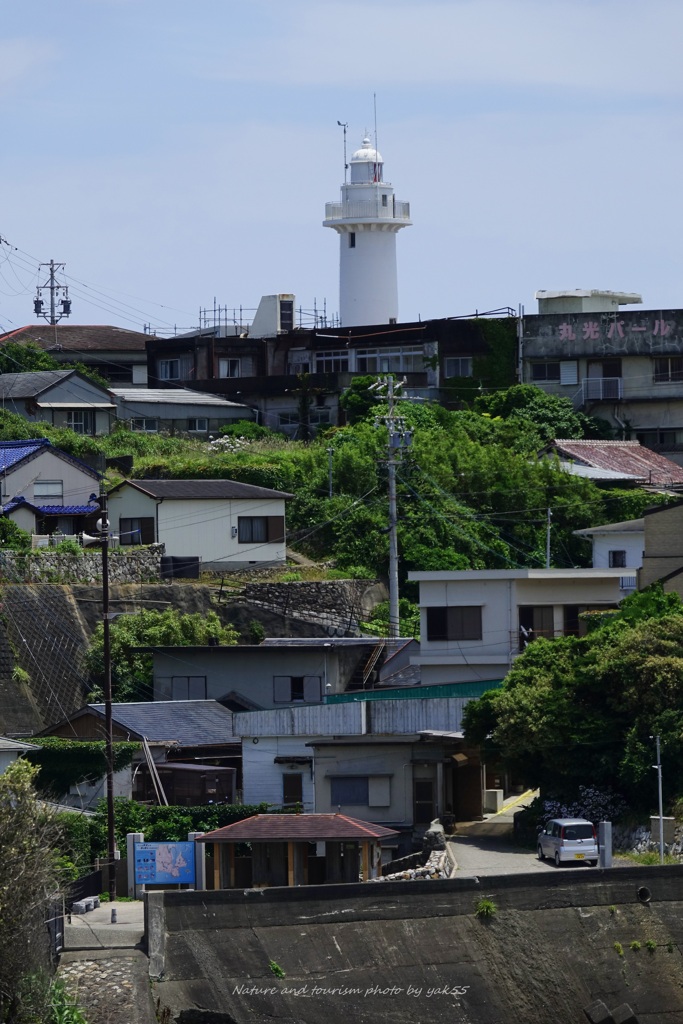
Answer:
[94,485,117,901]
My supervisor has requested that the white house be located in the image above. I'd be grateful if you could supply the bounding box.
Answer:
[409,568,628,686]
[106,478,292,570]
[573,518,643,600]
[0,437,101,537]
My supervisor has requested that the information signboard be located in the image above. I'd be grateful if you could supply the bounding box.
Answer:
[134,841,195,885]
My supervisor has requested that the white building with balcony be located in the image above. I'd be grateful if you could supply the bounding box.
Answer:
[323,135,411,326]
[409,568,629,686]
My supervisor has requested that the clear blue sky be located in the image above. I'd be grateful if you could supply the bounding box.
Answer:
[1,0,681,335]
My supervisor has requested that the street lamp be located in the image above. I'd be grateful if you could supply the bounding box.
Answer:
[651,734,664,865]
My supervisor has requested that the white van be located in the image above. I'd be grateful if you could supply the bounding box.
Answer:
[537,818,598,866]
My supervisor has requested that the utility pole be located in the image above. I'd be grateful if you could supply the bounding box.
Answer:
[546,507,552,568]
[96,483,117,903]
[371,377,413,638]
[34,260,72,325]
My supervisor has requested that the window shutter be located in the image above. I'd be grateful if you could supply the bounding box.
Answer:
[368,776,391,807]
[267,516,285,543]
[273,676,291,702]
[303,676,321,702]
[426,607,448,641]
[560,361,578,385]
[140,517,156,544]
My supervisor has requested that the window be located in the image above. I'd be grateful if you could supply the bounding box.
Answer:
[158,356,192,381]
[444,357,473,378]
[218,358,240,379]
[119,517,155,545]
[282,773,303,807]
[518,606,555,647]
[103,364,134,383]
[33,481,63,501]
[187,418,208,432]
[67,410,95,435]
[654,357,683,383]
[330,776,368,806]
[156,676,207,700]
[273,676,321,703]
[130,418,159,433]
[171,676,207,700]
[236,515,284,544]
[426,606,482,641]
[356,346,424,373]
[381,194,388,207]
[349,232,356,248]
[609,550,627,568]
[315,351,349,373]
[531,362,561,382]
[238,516,267,543]
[279,299,294,332]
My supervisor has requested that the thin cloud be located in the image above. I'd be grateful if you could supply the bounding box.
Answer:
[0,38,59,96]
[192,0,683,96]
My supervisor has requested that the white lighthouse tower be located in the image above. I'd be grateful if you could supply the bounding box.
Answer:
[323,134,411,327]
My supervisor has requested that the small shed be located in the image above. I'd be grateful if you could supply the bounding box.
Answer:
[198,812,398,889]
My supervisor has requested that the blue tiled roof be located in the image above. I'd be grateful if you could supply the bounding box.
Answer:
[2,497,95,515]
[88,700,234,745]
[0,438,50,472]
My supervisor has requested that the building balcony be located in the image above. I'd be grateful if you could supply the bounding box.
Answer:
[582,377,624,402]
[324,200,411,225]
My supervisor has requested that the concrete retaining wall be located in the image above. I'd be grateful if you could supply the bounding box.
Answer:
[148,865,683,1024]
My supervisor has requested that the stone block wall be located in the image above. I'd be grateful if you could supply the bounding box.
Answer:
[0,544,164,585]
[241,579,387,636]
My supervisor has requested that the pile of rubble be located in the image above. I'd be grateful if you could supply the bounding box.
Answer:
[372,820,454,882]
[372,848,451,882]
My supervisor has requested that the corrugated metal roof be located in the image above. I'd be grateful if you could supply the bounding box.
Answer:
[198,812,398,842]
[551,440,683,486]
[114,479,293,500]
[110,387,248,408]
[328,680,503,703]
[88,700,234,744]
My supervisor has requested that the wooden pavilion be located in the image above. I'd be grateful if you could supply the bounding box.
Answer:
[197,813,399,888]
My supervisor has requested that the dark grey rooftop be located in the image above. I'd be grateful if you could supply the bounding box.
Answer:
[88,700,234,744]
[113,479,294,500]
[0,370,77,398]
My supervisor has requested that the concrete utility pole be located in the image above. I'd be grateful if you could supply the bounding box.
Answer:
[96,484,117,902]
[34,260,72,325]
[371,377,413,638]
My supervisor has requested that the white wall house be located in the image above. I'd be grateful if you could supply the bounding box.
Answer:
[0,438,101,537]
[409,569,628,686]
[234,698,481,838]
[573,519,643,599]
[107,478,292,569]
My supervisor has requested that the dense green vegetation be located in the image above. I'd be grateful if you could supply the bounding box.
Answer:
[24,738,140,799]
[463,585,683,811]
[85,608,239,702]
[0,384,667,589]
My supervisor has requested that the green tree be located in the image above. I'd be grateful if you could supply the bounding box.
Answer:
[0,760,65,1023]
[463,585,683,807]
[85,608,239,702]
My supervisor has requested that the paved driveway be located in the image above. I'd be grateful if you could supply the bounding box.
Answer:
[448,791,600,877]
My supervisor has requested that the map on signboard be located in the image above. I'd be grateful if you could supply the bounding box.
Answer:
[134,841,195,885]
